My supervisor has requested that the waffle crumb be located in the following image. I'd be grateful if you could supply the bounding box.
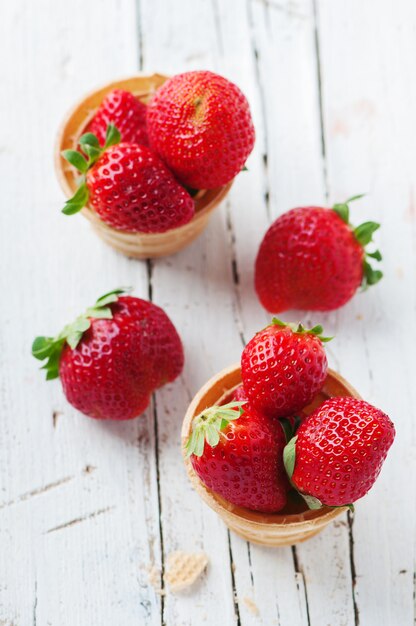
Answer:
[243,596,259,616]
[165,551,209,592]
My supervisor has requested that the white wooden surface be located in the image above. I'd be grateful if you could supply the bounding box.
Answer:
[0,0,415,624]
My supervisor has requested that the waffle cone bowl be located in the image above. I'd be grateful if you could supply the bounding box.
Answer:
[55,74,232,259]
[181,365,360,547]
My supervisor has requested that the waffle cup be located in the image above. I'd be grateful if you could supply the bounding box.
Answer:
[181,364,360,547]
[55,74,233,259]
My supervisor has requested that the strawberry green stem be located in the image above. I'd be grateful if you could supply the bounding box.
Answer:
[332,194,383,289]
[32,287,129,380]
[61,124,121,215]
[283,435,354,511]
[185,401,247,458]
[271,318,333,342]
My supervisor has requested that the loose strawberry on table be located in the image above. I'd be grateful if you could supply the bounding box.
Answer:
[241,319,330,419]
[255,194,383,313]
[284,397,395,508]
[147,70,255,189]
[61,124,195,233]
[185,401,290,513]
[32,289,184,420]
[86,89,148,147]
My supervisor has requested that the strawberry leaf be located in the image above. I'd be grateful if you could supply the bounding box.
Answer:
[104,123,121,149]
[346,193,366,203]
[300,494,323,510]
[61,150,89,173]
[61,124,121,217]
[79,132,100,149]
[331,194,383,289]
[95,287,131,306]
[32,288,128,381]
[32,336,56,360]
[185,401,246,458]
[279,417,295,443]
[283,435,297,479]
[272,318,333,343]
[362,261,383,289]
[354,221,380,246]
[332,203,349,224]
[367,249,382,261]
[332,194,365,225]
[62,182,89,215]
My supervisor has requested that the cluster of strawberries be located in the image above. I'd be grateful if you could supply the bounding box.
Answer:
[62,71,255,232]
[33,69,394,516]
[186,320,395,512]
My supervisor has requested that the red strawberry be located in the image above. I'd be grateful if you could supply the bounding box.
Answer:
[32,289,184,420]
[185,401,289,513]
[147,71,255,189]
[61,124,195,233]
[229,383,249,403]
[284,397,395,507]
[225,383,305,443]
[241,319,330,418]
[255,195,383,312]
[87,89,148,147]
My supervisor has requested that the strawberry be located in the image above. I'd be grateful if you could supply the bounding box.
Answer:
[87,89,148,147]
[255,195,383,312]
[241,319,330,418]
[61,124,195,233]
[147,71,255,189]
[284,397,395,507]
[185,401,289,513]
[32,289,184,420]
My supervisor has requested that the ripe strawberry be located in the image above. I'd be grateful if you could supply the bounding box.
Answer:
[87,89,148,147]
[185,401,289,513]
[241,319,330,418]
[61,124,195,233]
[284,397,395,507]
[147,71,255,189]
[255,195,383,312]
[32,289,184,420]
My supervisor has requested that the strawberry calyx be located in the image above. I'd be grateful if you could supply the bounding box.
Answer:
[283,435,354,511]
[184,401,247,458]
[61,124,121,215]
[332,194,383,289]
[32,287,129,380]
[271,318,333,343]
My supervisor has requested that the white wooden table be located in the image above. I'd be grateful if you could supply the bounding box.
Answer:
[1,1,414,624]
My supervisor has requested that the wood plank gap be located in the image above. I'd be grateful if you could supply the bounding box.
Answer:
[348,510,360,626]
[246,542,254,587]
[246,0,271,221]
[227,530,242,626]
[291,545,311,626]
[32,578,38,626]
[413,570,415,625]
[225,203,246,348]
[312,0,329,203]
[146,256,165,624]
[146,259,153,302]
[211,0,225,57]
[152,393,166,626]
[135,0,144,71]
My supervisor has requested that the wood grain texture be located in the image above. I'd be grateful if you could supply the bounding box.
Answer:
[0,0,414,624]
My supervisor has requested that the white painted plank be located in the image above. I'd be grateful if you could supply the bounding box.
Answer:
[316,1,416,624]
[140,1,243,624]
[0,1,162,624]
[0,0,414,624]
[238,2,356,625]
